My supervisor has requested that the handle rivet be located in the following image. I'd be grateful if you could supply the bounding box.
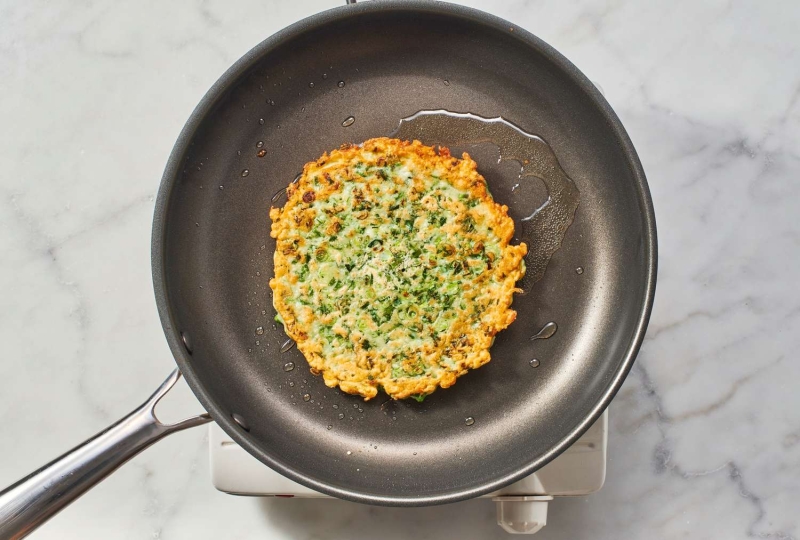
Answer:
[180,332,193,355]
[232,413,250,432]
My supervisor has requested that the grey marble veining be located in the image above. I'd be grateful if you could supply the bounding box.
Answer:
[1,1,798,538]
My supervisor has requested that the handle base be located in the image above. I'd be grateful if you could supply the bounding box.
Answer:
[0,370,210,540]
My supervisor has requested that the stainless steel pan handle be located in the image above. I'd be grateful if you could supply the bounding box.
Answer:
[0,370,211,539]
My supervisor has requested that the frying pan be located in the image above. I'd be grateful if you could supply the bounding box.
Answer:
[0,1,656,537]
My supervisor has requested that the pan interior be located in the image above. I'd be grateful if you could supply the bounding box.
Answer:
[158,4,653,504]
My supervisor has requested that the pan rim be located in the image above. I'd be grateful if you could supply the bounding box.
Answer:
[152,0,657,506]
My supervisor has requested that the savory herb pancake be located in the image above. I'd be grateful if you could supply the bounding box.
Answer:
[269,138,526,400]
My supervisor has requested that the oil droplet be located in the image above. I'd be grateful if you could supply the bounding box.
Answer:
[338,413,345,419]
[309,82,315,88]
[327,425,332,430]
[413,452,417,455]
[262,310,267,315]
[289,381,295,387]
[255,326,264,335]
[241,169,250,177]
[465,417,475,426]
[247,348,252,353]
[530,322,557,341]
[268,99,275,106]
[392,416,397,421]
[342,116,355,127]
[322,73,328,79]
[237,150,241,156]
[257,149,267,158]
[218,185,224,190]
[353,404,358,409]
[283,362,295,372]
[443,80,450,86]
[338,81,345,88]
[529,359,541,368]
[576,266,584,275]
[255,340,260,346]
[259,118,265,125]
[358,408,363,413]
[346,450,352,455]
[280,339,296,353]
[333,404,339,409]
[256,141,264,148]
[303,394,311,402]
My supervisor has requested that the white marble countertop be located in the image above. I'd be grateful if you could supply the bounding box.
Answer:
[1,1,798,538]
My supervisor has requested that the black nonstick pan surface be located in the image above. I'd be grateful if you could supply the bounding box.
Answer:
[153,0,656,506]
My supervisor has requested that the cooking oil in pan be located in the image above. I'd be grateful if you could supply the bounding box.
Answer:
[391,109,580,292]
[280,338,296,353]
[271,187,288,203]
[271,173,301,204]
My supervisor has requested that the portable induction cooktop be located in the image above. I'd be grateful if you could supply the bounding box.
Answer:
[209,410,607,535]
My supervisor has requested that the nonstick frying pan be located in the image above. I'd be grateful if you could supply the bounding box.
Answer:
[0,1,656,537]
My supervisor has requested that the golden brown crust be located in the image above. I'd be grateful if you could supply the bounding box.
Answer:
[269,138,526,400]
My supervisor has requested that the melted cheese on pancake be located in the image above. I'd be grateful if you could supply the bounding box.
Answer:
[270,138,526,400]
